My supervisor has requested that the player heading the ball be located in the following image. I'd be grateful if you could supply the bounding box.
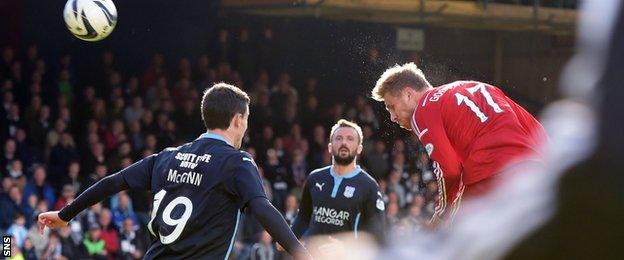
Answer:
[372,62,546,225]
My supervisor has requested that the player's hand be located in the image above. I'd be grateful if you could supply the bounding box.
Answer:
[38,211,68,234]
[317,236,344,258]
[276,242,285,252]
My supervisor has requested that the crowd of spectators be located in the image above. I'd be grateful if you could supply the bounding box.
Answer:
[0,25,439,259]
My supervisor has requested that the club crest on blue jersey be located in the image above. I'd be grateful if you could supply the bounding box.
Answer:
[344,186,355,198]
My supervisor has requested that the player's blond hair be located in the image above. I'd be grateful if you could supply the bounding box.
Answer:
[371,62,432,101]
[330,119,364,145]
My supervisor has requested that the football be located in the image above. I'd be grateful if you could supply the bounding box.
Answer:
[63,0,117,42]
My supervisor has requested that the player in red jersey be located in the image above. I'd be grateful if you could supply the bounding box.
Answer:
[371,62,546,224]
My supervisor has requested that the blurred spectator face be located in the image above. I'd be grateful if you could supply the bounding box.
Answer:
[9,160,23,177]
[313,125,325,141]
[15,214,25,226]
[84,86,96,100]
[62,185,75,199]
[95,165,107,178]
[92,143,104,156]
[266,148,278,162]
[218,29,228,42]
[87,120,99,133]
[412,195,425,208]
[103,51,114,65]
[120,158,133,168]
[2,46,14,61]
[5,139,17,154]
[40,105,50,119]
[262,126,274,140]
[378,179,387,191]
[15,128,26,142]
[60,69,70,81]
[142,110,154,124]
[119,142,131,156]
[153,53,164,67]
[36,199,48,213]
[198,55,210,68]
[394,153,405,165]
[387,192,398,204]
[23,237,34,251]
[292,149,304,163]
[278,72,291,87]
[119,193,130,209]
[306,77,317,90]
[27,45,38,59]
[9,186,21,203]
[123,218,134,232]
[99,209,112,227]
[409,205,422,218]
[263,26,273,39]
[113,120,125,134]
[88,133,100,146]
[129,120,141,133]
[146,135,157,149]
[246,147,256,159]
[68,162,80,177]
[258,70,269,85]
[410,172,421,184]
[60,133,74,147]
[9,104,19,118]
[114,98,125,110]
[285,195,298,211]
[35,59,46,72]
[130,96,143,109]
[33,167,47,185]
[30,95,42,109]
[374,140,386,153]
[306,96,318,110]
[426,182,438,193]
[27,194,37,208]
[61,54,71,67]
[2,79,13,93]
[54,119,67,133]
[389,170,401,184]
[166,120,176,132]
[110,72,122,86]
[90,202,102,212]
[393,139,405,152]
[363,125,373,139]
[90,226,102,240]
[387,202,399,217]
[2,177,12,192]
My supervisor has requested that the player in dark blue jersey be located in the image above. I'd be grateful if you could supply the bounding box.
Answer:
[291,119,386,253]
[38,83,311,260]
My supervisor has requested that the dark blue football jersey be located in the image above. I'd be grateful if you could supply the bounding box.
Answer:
[292,165,386,242]
[119,133,266,259]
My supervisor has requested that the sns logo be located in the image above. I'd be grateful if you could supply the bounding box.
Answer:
[315,182,325,191]
[425,143,434,156]
[2,236,10,257]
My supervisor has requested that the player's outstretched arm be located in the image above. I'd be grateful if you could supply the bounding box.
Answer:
[38,172,129,233]
[39,156,154,233]
[248,197,312,260]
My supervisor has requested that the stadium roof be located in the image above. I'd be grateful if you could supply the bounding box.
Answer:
[223,0,577,34]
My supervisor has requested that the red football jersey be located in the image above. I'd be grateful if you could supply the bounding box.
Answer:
[411,81,545,218]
